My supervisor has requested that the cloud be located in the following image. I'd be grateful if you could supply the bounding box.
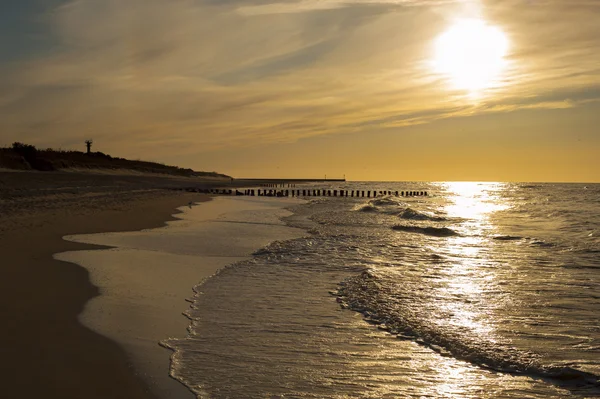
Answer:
[0,0,599,160]
[236,0,464,16]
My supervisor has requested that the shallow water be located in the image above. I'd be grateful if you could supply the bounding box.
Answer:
[165,182,600,398]
[55,197,305,399]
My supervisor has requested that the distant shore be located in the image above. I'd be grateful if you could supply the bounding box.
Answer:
[0,170,218,399]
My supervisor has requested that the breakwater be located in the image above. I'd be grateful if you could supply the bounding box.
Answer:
[184,187,428,197]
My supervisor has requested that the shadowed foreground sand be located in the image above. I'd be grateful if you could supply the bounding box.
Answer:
[0,171,212,399]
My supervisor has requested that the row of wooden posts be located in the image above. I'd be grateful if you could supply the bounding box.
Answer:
[188,188,428,197]
[260,183,297,188]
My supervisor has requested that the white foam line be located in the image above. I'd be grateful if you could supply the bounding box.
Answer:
[54,196,307,399]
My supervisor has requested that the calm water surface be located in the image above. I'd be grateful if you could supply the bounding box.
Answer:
[165,182,600,398]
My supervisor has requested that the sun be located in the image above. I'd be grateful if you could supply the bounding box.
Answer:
[432,19,509,93]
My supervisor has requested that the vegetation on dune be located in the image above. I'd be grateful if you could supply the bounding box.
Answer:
[0,142,230,178]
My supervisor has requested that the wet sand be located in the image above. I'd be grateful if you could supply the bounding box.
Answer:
[0,170,213,399]
[54,197,306,398]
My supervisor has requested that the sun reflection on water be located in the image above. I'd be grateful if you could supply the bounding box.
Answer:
[443,182,510,223]
[426,182,513,395]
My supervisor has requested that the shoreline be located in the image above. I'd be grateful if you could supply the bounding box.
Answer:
[0,171,210,399]
[54,196,307,399]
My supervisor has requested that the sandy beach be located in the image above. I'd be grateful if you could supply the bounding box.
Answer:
[0,169,308,399]
[0,170,215,399]
[55,196,306,398]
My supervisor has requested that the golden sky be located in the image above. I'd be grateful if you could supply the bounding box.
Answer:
[1,0,599,181]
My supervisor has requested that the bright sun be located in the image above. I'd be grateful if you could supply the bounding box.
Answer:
[433,19,509,93]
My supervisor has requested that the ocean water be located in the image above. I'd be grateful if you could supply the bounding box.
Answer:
[165,182,600,399]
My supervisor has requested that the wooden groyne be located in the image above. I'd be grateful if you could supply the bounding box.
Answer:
[182,188,428,197]
[236,179,346,188]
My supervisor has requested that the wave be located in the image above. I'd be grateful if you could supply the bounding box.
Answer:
[393,224,458,237]
[354,198,449,223]
[399,208,447,222]
[336,270,600,391]
[491,235,556,248]
[370,197,403,207]
[528,239,555,248]
[492,235,524,241]
[357,204,378,213]
[354,197,409,215]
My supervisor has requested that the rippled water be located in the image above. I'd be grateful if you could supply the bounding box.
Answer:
[166,182,600,398]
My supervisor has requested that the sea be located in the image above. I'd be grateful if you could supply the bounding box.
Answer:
[163,181,600,399]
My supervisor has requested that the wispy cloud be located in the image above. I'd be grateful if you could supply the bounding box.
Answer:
[0,0,598,161]
[236,0,466,16]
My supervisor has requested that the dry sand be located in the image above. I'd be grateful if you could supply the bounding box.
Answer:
[0,170,215,399]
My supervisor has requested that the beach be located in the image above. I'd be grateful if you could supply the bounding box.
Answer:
[155,182,599,398]
[0,170,215,399]
[0,169,308,399]
[55,196,305,399]
[2,174,598,399]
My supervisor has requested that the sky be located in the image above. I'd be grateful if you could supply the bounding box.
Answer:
[1,0,599,182]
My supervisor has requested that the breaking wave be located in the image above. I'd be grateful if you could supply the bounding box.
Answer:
[336,270,600,390]
[493,235,524,241]
[398,208,447,221]
[354,198,448,223]
[392,224,458,237]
